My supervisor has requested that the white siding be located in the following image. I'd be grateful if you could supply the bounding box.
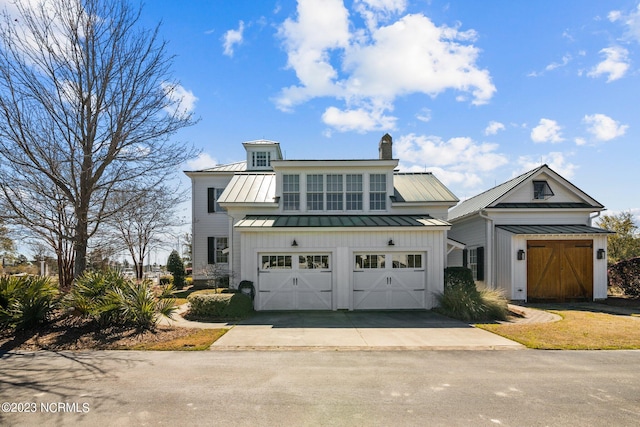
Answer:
[495,229,515,298]
[500,172,585,204]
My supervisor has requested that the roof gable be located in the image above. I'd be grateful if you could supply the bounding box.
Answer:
[448,165,604,221]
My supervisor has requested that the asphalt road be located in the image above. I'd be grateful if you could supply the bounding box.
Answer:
[1,350,639,426]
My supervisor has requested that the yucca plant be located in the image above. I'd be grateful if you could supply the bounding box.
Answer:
[0,275,59,330]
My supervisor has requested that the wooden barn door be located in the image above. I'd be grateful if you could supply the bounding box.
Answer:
[527,240,593,302]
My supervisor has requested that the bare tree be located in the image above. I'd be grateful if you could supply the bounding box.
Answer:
[106,184,186,280]
[0,0,196,282]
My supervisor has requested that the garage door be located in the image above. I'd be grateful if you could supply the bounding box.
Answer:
[527,240,593,302]
[353,253,425,310]
[257,254,332,310]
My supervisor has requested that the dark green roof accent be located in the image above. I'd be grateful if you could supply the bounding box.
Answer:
[496,224,613,235]
[235,215,450,228]
[493,202,594,209]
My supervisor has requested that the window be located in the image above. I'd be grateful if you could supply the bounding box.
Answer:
[464,247,484,281]
[326,174,343,211]
[298,255,330,269]
[346,174,363,210]
[252,151,270,168]
[369,174,387,210]
[207,237,228,264]
[355,254,385,269]
[533,180,554,200]
[207,188,225,213]
[306,174,324,210]
[261,255,292,270]
[392,253,422,269]
[283,174,300,210]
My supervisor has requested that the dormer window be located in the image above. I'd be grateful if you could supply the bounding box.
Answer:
[533,180,554,200]
[252,151,270,168]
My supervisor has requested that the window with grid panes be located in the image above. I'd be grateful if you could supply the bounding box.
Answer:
[326,174,343,210]
[306,174,324,210]
[345,174,363,210]
[369,173,386,210]
[283,174,300,210]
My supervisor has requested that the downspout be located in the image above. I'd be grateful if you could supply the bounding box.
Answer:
[478,210,494,289]
[589,210,601,227]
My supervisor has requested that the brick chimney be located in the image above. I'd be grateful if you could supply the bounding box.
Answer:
[379,133,393,160]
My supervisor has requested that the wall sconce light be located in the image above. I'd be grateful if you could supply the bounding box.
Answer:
[517,249,525,261]
[597,249,605,260]
[291,240,298,247]
[388,239,395,246]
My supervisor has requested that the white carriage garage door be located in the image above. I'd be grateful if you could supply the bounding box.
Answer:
[353,252,426,310]
[257,253,332,310]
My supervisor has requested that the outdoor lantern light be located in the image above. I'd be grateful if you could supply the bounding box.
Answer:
[388,239,395,246]
[291,240,298,247]
[517,249,525,260]
[597,249,605,259]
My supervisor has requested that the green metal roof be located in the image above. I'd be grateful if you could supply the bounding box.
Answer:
[494,202,594,209]
[496,224,613,235]
[235,215,450,228]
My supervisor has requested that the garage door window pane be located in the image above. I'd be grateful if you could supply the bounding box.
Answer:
[262,255,292,270]
[355,254,385,269]
[299,255,330,269]
[393,254,422,269]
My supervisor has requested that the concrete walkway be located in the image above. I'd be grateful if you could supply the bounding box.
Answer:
[158,303,567,351]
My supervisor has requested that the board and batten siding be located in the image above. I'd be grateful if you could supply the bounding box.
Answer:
[239,229,446,310]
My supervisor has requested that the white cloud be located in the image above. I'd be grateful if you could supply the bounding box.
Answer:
[161,82,198,117]
[222,21,245,57]
[517,152,577,179]
[583,113,628,141]
[275,0,495,132]
[531,118,564,143]
[484,121,505,136]
[574,137,587,146]
[415,108,431,123]
[587,46,630,82]
[186,153,219,171]
[322,105,397,133]
[395,133,508,188]
[608,4,640,43]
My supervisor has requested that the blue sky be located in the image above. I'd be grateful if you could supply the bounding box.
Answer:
[140,0,637,222]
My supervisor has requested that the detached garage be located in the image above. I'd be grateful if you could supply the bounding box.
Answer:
[448,164,611,302]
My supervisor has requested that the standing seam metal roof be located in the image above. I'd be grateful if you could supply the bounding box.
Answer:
[234,215,450,228]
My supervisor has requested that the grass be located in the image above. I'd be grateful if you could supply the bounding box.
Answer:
[477,309,640,350]
[122,328,228,351]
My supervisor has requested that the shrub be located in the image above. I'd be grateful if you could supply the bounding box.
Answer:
[0,275,59,330]
[166,250,186,289]
[64,270,176,330]
[608,257,640,297]
[159,275,173,286]
[435,267,509,322]
[187,292,253,319]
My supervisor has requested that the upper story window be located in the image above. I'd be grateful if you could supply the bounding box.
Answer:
[533,180,554,200]
[207,188,225,213]
[283,174,300,211]
[346,174,363,210]
[252,151,271,168]
[369,173,387,210]
[326,174,343,211]
[306,174,324,211]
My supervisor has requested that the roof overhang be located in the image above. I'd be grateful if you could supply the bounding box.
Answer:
[496,224,613,236]
[234,214,451,230]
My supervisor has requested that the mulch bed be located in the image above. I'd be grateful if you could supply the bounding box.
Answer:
[0,310,195,352]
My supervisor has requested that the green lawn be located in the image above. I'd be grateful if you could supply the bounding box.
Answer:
[477,309,640,350]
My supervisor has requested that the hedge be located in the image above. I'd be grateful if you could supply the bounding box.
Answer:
[187,292,253,319]
[609,257,640,297]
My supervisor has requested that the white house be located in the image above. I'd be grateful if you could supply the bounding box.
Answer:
[185,135,460,310]
[447,164,611,302]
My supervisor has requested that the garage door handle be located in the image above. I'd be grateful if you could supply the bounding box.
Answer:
[259,290,270,293]
[413,289,424,291]
[320,290,332,293]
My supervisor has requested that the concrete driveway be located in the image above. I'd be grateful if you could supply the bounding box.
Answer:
[211,310,522,350]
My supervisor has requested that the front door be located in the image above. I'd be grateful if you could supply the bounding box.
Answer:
[527,240,593,302]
